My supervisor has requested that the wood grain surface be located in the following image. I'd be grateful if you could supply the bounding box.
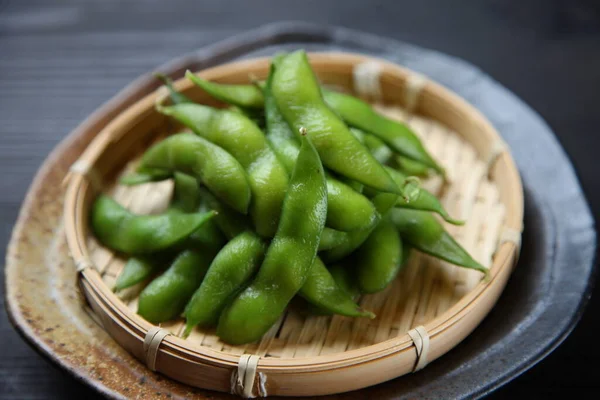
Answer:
[1,0,599,398]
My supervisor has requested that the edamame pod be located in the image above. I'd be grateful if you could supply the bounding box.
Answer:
[350,127,393,165]
[228,105,265,128]
[320,187,398,263]
[197,187,252,239]
[90,195,215,255]
[138,249,214,323]
[355,217,404,293]
[300,258,374,318]
[114,255,170,292]
[170,172,201,213]
[319,228,350,251]
[158,99,288,237]
[169,173,228,251]
[186,72,264,109]
[138,132,251,214]
[329,262,361,299]
[178,72,440,178]
[396,155,430,177]
[183,232,266,335]
[115,173,223,291]
[322,89,445,175]
[363,131,395,165]
[389,208,487,274]
[272,51,401,195]
[264,64,378,232]
[217,131,327,345]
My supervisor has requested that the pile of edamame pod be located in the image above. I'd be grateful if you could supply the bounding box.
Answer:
[91,50,486,345]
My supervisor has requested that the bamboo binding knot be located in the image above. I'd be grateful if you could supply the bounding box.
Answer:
[154,84,171,108]
[485,139,508,174]
[143,327,171,372]
[353,61,383,101]
[75,257,94,273]
[72,256,95,307]
[404,72,427,113]
[63,159,102,191]
[231,354,267,398]
[407,325,430,372]
[496,225,523,255]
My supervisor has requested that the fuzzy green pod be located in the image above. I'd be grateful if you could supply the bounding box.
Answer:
[272,51,401,195]
[183,232,266,335]
[217,132,327,345]
[264,63,378,232]
[355,217,403,294]
[389,208,487,274]
[299,258,374,318]
[90,195,215,255]
[157,100,288,237]
[137,249,215,323]
[323,89,444,175]
[137,133,251,214]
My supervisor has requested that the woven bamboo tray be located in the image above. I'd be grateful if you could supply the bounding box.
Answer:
[63,52,523,397]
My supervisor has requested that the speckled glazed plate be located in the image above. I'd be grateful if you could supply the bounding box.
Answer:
[5,23,596,399]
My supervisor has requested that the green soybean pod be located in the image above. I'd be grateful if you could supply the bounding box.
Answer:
[320,186,397,263]
[197,187,252,239]
[272,51,401,195]
[396,155,430,177]
[228,105,265,128]
[303,260,363,316]
[319,228,350,251]
[328,262,361,299]
[401,243,413,267]
[323,89,444,175]
[170,173,227,251]
[169,172,202,213]
[389,208,487,275]
[115,173,222,291]
[90,195,216,255]
[183,232,266,335]
[355,217,403,294]
[217,131,327,345]
[351,127,398,166]
[364,132,395,165]
[263,63,377,232]
[137,249,214,323]
[138,132,251,214]
[157,98,288,237]
[299,258,374,318]
[114,255,170,292]
[262,69,299,174]
[186,72,265,109]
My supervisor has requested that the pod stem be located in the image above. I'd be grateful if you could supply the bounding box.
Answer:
[401,176,421,203]
[441,213,466,226]
[360,308,376,319]
[154,72,172,86]
[182,324,193,339]
[482,269,492,283]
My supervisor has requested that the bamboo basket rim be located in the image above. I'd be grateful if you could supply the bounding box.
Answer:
[64,52,524,373]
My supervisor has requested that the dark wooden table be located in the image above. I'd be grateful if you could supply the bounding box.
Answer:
[1,0,599,398]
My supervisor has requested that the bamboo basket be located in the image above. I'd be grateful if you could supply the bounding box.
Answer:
[63,52,524,397]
